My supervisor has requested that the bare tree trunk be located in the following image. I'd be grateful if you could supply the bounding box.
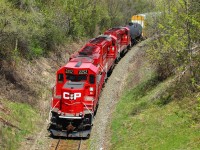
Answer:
[184,0,193,77]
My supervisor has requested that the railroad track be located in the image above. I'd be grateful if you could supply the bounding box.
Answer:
[50,138,82,150]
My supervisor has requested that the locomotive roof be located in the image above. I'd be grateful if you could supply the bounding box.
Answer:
[65,59,98,73]
[89,35,112,45]
[104,27,129,35]
[70,57,93,63]
[79,44,100,56]
[106,27,125,32]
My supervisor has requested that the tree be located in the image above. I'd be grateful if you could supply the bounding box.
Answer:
[146,0,200,86]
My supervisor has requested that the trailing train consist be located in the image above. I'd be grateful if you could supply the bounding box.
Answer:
[48,22,143,138]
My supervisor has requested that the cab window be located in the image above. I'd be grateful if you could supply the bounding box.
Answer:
[89,75,95,84]
[66,74,87,82]
[66,74,76,81]
[58,74,64,82]
[77,75,87,81]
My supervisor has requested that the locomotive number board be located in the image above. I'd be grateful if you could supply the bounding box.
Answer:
[66,69,74,74]
[78,70,88,74]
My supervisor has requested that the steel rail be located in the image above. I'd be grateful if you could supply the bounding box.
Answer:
[55,138,61,150]
[50,138,82,150]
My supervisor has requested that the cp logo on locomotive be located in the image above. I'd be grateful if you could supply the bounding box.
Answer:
[63,92,81,100]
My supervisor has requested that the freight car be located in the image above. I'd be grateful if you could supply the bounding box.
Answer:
[48,25,141,138]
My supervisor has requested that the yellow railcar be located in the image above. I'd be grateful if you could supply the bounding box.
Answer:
[131,12,161,38]
[131,14,147,37]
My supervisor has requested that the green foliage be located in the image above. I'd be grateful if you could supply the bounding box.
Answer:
[0,0,46,59]
[64,0,96,37]
[29,43,43,58]
[110,44,200,149]
[111,76,200,150]
[0,0,152,61]
[0,99,42,150]
[146,0,200,85]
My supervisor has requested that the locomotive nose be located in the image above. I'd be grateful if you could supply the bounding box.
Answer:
[60,81,85,115]
[62,81,85,100]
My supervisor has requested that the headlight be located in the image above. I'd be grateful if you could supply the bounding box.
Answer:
[112,47,115,51]
[89,87,94,91]
[79,112,83,117]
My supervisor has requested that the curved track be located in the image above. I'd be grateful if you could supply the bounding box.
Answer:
[50,138,82,150]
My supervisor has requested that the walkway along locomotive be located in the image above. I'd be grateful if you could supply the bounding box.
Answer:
[48,25,142,138]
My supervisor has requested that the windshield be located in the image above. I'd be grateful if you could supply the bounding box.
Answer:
[66,74,87,82]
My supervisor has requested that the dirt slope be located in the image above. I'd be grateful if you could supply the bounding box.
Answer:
[0,42,84,106]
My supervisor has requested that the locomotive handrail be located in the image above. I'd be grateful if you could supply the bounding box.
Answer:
[99,64,104,72]
[52,85,56,97]
[59,116,82,119]
[83,103,94,117]
[61,102,94,117]
[48,98,60,123]
[64,102,81,105]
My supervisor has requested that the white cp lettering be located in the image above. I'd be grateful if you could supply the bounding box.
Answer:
[63,92,81,100]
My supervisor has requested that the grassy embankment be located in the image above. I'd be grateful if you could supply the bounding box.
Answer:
[111,60,200,149]
[0,99,42,150]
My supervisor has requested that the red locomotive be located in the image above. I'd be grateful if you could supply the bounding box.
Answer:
[48,26,139,138]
